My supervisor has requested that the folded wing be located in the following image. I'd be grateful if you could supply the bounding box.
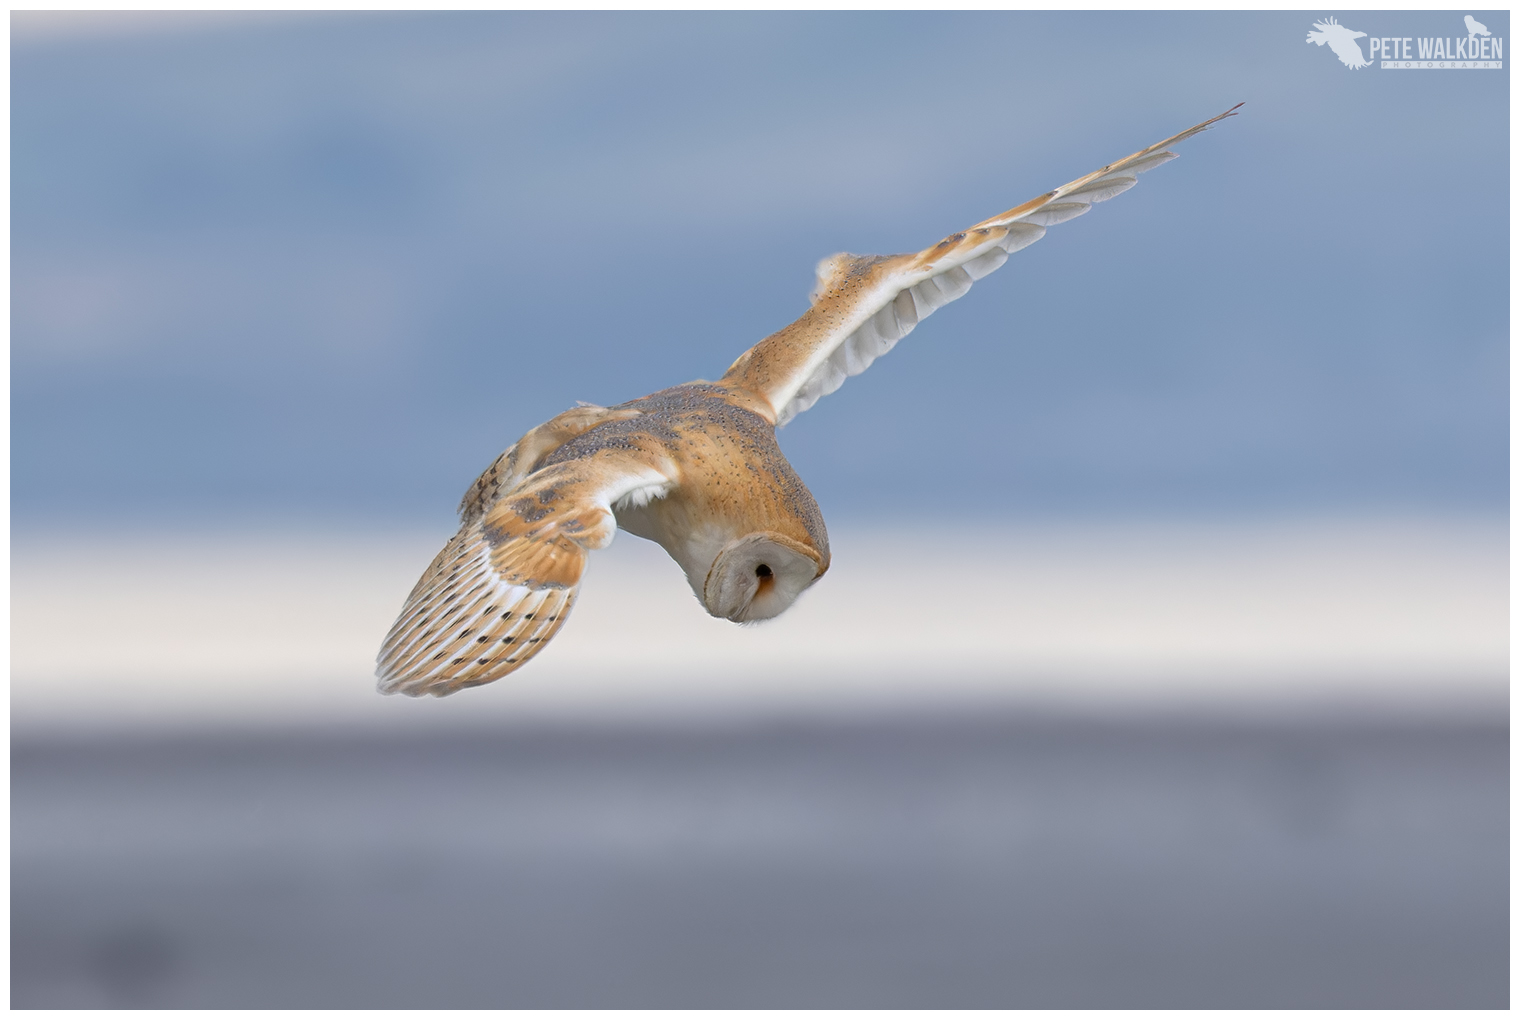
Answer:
[722,104,1242,426]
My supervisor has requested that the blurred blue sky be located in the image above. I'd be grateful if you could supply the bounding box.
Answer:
[12,11,1508,529]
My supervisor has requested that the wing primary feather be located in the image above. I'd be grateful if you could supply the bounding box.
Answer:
[1124,151,1180,175]
[960,247,1009,280]
[908,281,944,320]
[1066,174,1138,202]
[1021,201,1091,227]
[1000,222,1046,253]
[933,265,974,300]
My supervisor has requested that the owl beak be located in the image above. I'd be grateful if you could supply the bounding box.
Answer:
[703,532,822,622]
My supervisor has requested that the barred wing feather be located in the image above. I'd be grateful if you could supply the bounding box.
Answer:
[376,524,582,696]
[723,105,1242,426]
[378,456,673,696]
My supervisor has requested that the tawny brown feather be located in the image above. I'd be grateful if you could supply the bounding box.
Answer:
[458,404,643,525]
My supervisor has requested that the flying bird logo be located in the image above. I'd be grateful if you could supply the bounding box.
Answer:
[1307,17,1371,69]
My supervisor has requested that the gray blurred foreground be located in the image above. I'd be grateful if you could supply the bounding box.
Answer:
[12,713,1508,1007]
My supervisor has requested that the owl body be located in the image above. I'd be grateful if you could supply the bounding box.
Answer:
[580,383,831,614]
[377,105,1241,696]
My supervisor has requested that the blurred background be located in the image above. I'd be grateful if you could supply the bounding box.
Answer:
[11,10,1509,1008]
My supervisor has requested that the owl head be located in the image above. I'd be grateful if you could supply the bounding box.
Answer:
[703,532,824,623]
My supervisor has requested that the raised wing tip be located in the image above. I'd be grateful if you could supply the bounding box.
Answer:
[1209,102,1246,126]
[1179,102,1245,140]
[1127,103,1242,167]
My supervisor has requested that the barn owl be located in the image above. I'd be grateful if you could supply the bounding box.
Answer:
[377,104,1242,696]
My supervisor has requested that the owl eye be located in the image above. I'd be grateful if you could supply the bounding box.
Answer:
[755,564,773,578]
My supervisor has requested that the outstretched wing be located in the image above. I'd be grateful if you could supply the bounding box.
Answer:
[722,105,1242,426]
[377,454,672,697]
